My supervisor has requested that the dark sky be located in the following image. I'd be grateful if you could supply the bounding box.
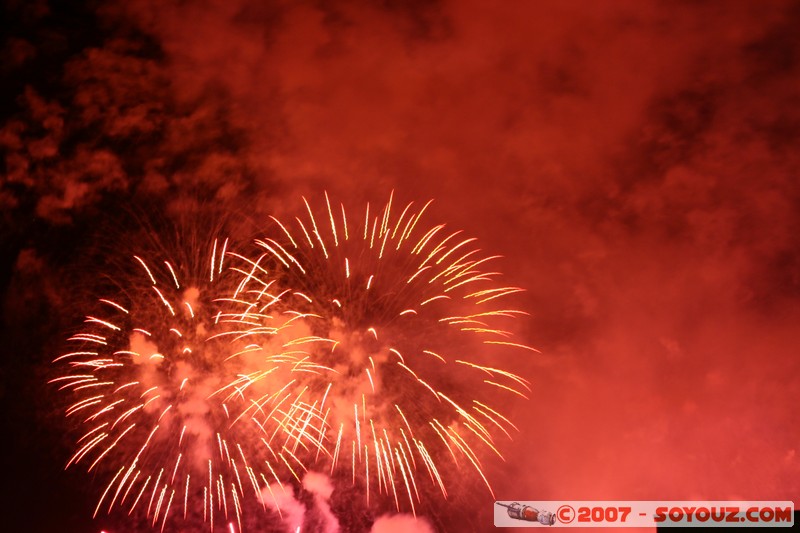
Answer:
[1,1,799,532]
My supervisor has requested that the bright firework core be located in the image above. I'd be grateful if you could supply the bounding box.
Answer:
[51,194,536,531]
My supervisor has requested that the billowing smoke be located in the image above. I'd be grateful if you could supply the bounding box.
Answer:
[2,1,799,531]
[303,472,340,533]
[370,513,435,533]
[261,482,305,533]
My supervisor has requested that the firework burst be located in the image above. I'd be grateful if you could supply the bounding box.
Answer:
[51,237,336,532]
[51,193,535,531]
[231,193,536,515]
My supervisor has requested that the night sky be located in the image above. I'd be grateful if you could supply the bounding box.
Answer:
[1,1,799,532]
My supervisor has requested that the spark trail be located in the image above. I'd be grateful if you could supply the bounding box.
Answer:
[51,238,337,532]
[51,194,535,530]
[233,193,536,516]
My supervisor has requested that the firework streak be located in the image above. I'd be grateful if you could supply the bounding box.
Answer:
[51,193,537,531]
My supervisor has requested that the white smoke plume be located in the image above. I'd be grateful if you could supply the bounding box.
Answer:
[370,513,435,533]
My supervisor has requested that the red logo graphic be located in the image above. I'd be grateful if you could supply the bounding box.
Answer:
[557,504,576,524]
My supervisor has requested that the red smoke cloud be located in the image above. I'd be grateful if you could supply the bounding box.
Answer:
[2,1,798,531]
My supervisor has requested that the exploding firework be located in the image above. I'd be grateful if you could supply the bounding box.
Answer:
[51,236,337,532]
[232,193,536,513]
[51,193,535,531]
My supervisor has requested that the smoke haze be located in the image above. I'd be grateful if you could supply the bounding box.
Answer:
[1,1,798,531]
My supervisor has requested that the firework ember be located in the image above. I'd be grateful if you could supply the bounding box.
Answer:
[233,194,536,510]
[51,194,535,531]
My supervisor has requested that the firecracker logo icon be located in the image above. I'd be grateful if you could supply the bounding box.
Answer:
[496,502,556,525]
